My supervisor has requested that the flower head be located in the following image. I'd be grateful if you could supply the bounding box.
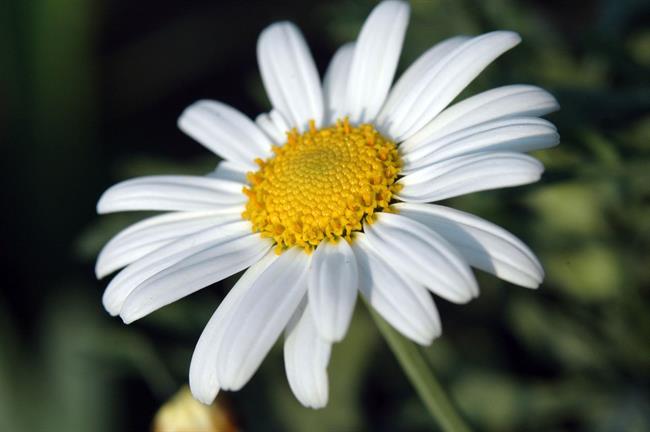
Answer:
[242,119,402,253]
[97,0,559,409]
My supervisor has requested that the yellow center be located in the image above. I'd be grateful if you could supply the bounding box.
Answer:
[242,119,402,254]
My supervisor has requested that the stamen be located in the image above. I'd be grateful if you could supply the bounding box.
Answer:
[242,119,402,253]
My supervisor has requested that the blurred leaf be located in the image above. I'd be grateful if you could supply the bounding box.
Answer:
[535,48,609,89]
[618,116,650,153]
[526,182,611,237]
[0,299,23,432]
[35,285,116,432]
[117,155,217,178]
[546,244,623,302]
[452,372,520,431]
[508,297,609,371]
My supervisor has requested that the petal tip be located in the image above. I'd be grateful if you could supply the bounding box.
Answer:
[315,324,345,343]
[120,314,135,325]
[499,30,522,45]
[526,272,544,289]
[547,94,561,112]
[189,384,219,406]
[119,303,142,324]
[96,193,110,214]
[306,398,328,410]
[95,262,107,280]
[259,20,298,41]
[176,100,203,133]
[101,292,121,317]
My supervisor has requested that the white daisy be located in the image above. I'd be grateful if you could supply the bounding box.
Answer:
[96,0,559,409]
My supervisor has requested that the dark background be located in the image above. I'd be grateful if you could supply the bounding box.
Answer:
[2,0,649,431]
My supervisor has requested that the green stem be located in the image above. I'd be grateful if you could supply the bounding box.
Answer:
[370,309,472,432]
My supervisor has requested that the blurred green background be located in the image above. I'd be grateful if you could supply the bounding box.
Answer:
[2,0,649,431]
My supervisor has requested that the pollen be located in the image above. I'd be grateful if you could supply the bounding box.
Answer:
[242,119,402,254]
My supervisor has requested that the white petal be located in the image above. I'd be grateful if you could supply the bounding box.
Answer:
[102,221,253,316]
[308,240,358,342]
[323,42,355,123]
[270,110,290,137]
[378,31,521,141]
[395,203,544,288]
[217,247,310,390]
[345,0,410,123]
[257,22,323,131]
[120,233,272,323]
[97,175,246,214]
[284,298,331,409]
[402,117,559,173]
[255,109,290,144]
[206,161,249,184]
[189,251,278,404]
[402,85,560,153]
[364,213,478,303]
[178,100,271,169]
[398,152,544,202]
[352,233,440,345]
[377,36,469,127]
[255,110,290,144]
[255,112,279,143]
[96,208,243,278]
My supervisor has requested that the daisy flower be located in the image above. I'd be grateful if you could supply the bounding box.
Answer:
[96,0,559,409]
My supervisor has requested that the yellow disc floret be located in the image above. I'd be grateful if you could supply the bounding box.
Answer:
[242,119,402,254]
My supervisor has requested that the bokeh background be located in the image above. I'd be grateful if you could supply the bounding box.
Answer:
[2,0,649,431]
